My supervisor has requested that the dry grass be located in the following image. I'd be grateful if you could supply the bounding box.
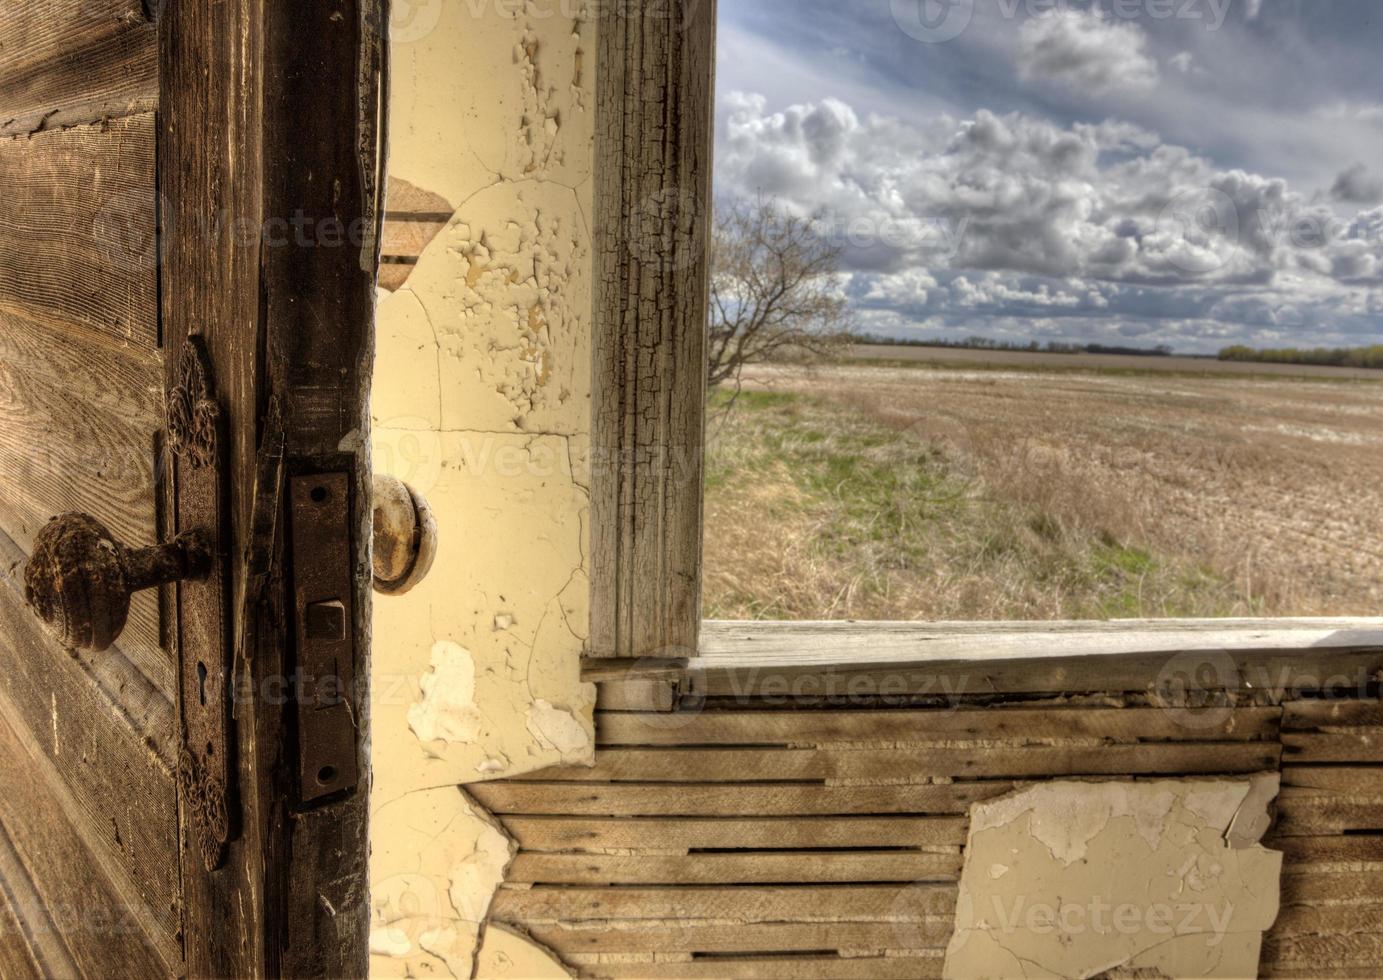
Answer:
[704,360,1383,621]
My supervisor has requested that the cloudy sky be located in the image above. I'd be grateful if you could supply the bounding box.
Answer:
[714,0,1383,352]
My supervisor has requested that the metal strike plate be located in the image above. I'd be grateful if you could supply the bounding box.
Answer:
[289,473,359,806]
[168,337,234,872]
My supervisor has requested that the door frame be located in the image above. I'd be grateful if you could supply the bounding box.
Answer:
[159,1,386,974]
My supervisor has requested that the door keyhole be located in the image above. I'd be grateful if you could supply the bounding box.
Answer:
[197,661,208,706]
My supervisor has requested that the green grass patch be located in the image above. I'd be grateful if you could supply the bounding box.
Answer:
[704,387,1245,620]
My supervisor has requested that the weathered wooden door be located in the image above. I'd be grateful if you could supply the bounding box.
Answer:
[0,2,384,976]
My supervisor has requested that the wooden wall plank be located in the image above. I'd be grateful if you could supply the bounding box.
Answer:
[1283,872,1383,905]
[0,1,156,135]
[597,678,681,712]
[492,884,957,923]
[503,816,967,852]
[578,954,943,980]
[1282,700,1383,763]
[1272,835,1383,868]
[1273,788,1383,837]
[0,698,175,977]
[597,706,1280,745]
[519,743,1280,782]
[507,851,962,886]
[471,781,1014,817]
[0,114,159,349]
[526,921,953,956]
[588,0,717,664]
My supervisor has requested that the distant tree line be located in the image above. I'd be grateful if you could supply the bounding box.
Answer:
[855,334,1176,358]
[1218,345,1383,369]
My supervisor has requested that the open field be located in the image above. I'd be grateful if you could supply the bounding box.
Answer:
[851,343,1383,381]
[704,359,1383,621]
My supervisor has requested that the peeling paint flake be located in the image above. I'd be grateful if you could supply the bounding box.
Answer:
[407,641,483,746]
[944,777,1282,980]
[526,698,593,764]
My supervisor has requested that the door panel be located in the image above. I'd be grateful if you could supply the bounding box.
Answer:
[0,114,160,349]
[0,0,382,975]
[0,701,175,976]
[0,526,180,948]
[0,308,167,686]
[0,2,158,139]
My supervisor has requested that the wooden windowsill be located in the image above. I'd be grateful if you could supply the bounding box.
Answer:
[586,618,1383,695]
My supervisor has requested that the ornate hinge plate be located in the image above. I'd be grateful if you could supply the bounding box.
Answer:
[169,337,235,872]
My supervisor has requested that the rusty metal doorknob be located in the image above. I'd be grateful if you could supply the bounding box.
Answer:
[24,513,212,653]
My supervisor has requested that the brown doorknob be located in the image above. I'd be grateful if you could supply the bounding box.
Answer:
[23,513,212,653]
[372,475,437,595]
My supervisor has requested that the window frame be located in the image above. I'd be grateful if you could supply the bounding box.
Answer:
[583,2,1382,675]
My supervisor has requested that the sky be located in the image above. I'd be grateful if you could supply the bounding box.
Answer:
[714,0,1383,353]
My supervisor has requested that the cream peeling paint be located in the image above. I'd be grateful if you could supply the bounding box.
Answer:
[944,776,1283,979]
[370,2,595,977]
[370,788,517,979]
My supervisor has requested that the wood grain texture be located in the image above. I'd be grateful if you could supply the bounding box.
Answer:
[0,821,68,980]
[0,697,175,977]
[0,306,167,689]
[691,619,1383,696]
[504,815,967,852]
[0,114,159,349]
[1272,834,1383,868]
[500,643,1383,977]
[1273,787,1383,836]
[597,706,1280,745]
[0,0,156,135]
[588,0,717,664]
[492,884,957,923]
[0,530,179,942]
[576,954,943,980]
[518,742,1280,782]
[471,781,1014,817]
[1282,699,1383,762]
[507,850,963,886]
[526,920,953,955]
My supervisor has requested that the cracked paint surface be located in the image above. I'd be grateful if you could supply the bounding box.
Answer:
[943,777,1283,980]
[371,3,594,976]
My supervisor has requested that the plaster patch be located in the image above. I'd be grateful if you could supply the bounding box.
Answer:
[407,641,483,745]
[526,699,593,764]
[476,924,574,979]
[944,777,1282,980]
[370,787,516,979]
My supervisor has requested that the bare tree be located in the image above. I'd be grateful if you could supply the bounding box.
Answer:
[708,198,852,392]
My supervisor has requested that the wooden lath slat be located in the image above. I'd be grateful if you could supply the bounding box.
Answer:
[507,851,962,887]
[597,706,1282,745]
[505,815,967,852]
[524,921,955,956]
[491,884,957,923]
[494,674,1383,976]
[471,781,1015,817]
[518,742,1281,782]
